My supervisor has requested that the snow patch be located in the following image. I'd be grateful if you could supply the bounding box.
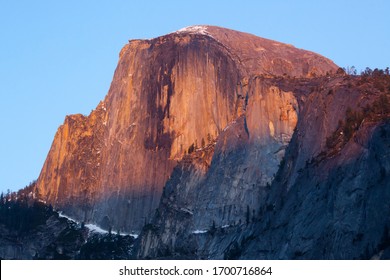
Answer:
[58,212,139,238]
[85,223,109,234]
[86,224,139,238]
[176,25,212,37]
[192,229,208,234]
[127,233,139,239]
[58,212,77,223]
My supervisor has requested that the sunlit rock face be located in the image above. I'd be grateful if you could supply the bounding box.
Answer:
[35,25,338,233]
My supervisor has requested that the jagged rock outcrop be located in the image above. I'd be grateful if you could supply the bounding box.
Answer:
[35,25,337,232]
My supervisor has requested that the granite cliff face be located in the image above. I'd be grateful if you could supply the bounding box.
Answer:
[7,25,390,260]
[136,74,390,259]
[35,25,337,233]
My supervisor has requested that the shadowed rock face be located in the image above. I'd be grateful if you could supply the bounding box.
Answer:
[35,25,338,232]
[136,74,390,260]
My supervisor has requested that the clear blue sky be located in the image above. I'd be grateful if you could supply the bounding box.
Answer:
[0,0,389,193]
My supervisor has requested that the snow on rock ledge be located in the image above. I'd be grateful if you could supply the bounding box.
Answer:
[176,25,212,37]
